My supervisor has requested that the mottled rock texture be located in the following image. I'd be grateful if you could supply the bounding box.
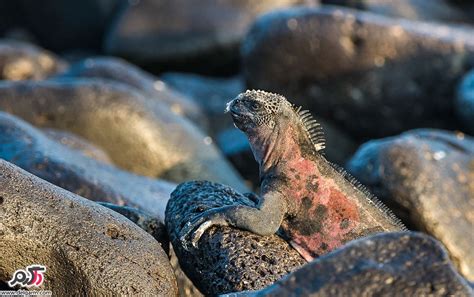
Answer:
[347,129,474,281]
[225,232,473,297]
[0,159,177,295]
[166,181,306,296]
[0,40,66,80]
[98,202,203,297]
[97,202,169,254]
[0,111,174,220]
[105,0,318,73]
[243,6,474,138]
[0,79,248,192]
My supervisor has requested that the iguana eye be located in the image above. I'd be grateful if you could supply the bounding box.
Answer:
[250,101,261,111]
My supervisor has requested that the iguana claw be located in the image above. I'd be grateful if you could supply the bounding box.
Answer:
[179,210,227,250]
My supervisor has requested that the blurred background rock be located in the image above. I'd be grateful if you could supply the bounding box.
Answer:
[0,0,473,295]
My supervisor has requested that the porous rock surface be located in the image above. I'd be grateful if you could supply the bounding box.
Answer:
[0,159,177,296]
[166,181,306,296]
[347,129,474,281]
[224,232,473,296]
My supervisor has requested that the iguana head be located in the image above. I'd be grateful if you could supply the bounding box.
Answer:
[226,90,325,171]
[225,90,293,132]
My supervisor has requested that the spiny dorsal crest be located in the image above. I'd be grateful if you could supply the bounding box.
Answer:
[296,108,326,152]
[242,90,325,153]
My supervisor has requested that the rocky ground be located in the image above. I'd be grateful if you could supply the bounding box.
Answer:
[0,0,473,296]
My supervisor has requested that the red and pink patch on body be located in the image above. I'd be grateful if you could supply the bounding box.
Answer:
[281,155,360,261]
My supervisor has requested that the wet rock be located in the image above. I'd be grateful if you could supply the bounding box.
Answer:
[166,181,306,296]
[57,57,208,128]
[0,40,66,80]
[0,159,177,295]
[243,6,474,138]
[17,0,125,51]
[347,129,474,281]
[323,0,474,24]
[98,202,169,254]
[456,69,474,134]
[43,128,113,164]
[225,232,473,296]
[0,79,248,192]
[0,111,175,220]
[104,0,318,74]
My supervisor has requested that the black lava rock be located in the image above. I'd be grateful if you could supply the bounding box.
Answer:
[166,181,306,296]
[322,0,474,24]
[225,232,473,296]
[242,6,474,139]
[104,0,318,74]
[347,129,474,281]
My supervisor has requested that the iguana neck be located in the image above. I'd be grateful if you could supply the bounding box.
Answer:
[248,123,315,178]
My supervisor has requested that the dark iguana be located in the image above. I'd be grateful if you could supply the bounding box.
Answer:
[181,90,406,261]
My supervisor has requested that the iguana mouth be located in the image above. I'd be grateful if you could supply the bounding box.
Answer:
[230,110,242,118]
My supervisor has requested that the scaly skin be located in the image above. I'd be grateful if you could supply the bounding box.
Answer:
[181,90,405,261]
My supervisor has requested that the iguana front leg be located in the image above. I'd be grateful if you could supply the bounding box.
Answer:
[180,191,287,249]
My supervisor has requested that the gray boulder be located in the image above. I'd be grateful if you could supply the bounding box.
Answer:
[58,57,208,129]
[0,159,177,295]
[0,40,66,80]
[243,6,474,138]
[104,0,318,73]
[43,128,113,164]
[323,0,474,24]
[0,111,174,220]
[225,232,473,296]
[347,129,474,281]
[0,79,248,192]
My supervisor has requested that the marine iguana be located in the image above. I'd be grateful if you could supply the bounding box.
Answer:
[181,90,406,261]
